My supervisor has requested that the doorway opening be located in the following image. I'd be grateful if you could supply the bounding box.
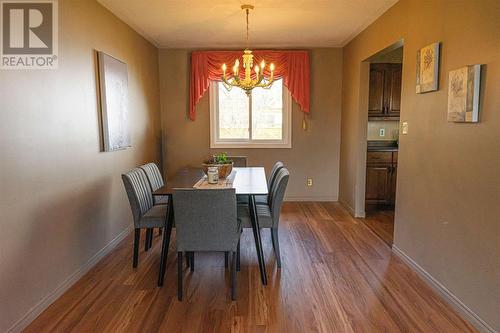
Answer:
[361,41,404,246]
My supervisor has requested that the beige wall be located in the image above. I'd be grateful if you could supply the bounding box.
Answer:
[0,0,160,331]
[339,0,500,330]
[159,48,342,201]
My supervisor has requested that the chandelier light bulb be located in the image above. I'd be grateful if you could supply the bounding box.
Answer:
[260,60,265,69]
[255,65,260,74]
[270,63,275,71]
[222,63,227,72]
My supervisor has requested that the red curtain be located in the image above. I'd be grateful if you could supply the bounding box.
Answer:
[189,50,310,120]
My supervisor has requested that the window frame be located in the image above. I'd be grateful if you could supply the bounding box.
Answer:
[209,80,292,149]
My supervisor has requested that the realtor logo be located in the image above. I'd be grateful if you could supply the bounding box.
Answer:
[1,0,58,69]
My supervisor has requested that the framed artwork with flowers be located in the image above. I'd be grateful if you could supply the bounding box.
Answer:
[416,42,440,93]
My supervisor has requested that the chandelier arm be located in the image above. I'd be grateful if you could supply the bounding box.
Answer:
[256,77,275,89]
[222,82,233,91]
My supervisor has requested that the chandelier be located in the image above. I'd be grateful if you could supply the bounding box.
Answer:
[221,4,275,96]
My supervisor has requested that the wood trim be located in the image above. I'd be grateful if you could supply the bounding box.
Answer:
[392,246,497,333]
[7,226,133,333]
[285,195,338,202]
[339,198,365,217]
[209,81,292,149]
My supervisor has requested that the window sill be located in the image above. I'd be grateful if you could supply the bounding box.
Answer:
[210,142,292,149]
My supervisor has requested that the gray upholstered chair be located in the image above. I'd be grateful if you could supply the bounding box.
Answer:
[173,188,241,301]
[228,156,247,167]
[256,161,284,205]
[237,168,289,268]
[140,162,168,239]
[122,168,168,270]
[139,162,168,205]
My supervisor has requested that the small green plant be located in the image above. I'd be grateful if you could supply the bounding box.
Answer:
[213,152,232,164]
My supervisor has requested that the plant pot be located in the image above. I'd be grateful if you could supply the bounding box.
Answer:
[202,162,233,179]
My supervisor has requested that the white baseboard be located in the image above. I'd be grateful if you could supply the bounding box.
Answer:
[339,199,365,218]
[339,198,355,215]
[392,246,497,333]
[7,226,133,333]
[284,195,337,202]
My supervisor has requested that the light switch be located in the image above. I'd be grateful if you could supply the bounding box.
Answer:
[379,128,385,137]
[402,121,409,135]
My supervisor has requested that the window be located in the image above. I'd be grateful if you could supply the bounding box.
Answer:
[209,79,292,148]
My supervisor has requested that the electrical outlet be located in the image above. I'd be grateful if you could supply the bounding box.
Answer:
[379,128,385,137]
[307,178,313,187]
[402,121,409,135]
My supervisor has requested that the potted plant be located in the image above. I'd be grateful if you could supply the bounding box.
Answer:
[202,152,234,179]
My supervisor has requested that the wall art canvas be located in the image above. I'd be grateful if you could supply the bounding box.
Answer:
[416,42,440,93]
[447,64,482,122]
[98,51,130,151]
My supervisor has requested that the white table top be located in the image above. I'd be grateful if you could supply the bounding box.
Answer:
[232,167,268,195]
[153,167,268,196]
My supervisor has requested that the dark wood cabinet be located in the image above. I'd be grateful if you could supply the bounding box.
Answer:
[368,63,402,119]
[366,151,398,205]
[368,65,386,117]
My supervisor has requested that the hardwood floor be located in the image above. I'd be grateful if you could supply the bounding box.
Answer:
[363,206,395,245]
[25,202,476,333]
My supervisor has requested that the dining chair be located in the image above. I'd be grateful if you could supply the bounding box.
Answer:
[139,162,168,205]
[122,168,169,275]
[237,167,289,268]
[172,188,241,301]
[228,156,247,167]
[257,161,284,205]
[140,162,168,241]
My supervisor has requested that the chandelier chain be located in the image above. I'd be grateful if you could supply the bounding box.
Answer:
[245,8,250,49]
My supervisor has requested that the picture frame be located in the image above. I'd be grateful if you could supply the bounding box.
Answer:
[97,51,131,151]
[416,42,440,93]
[447,64,482,123]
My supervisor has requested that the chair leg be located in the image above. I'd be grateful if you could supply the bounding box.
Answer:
[236,240,241,272]
[145,228,152,251]
[271,228,282,268]
[158,203,174,287]
[190,252,194,272]
[148,229,154,248]
[270,229,276,252]
[224,251,229,268]
[231,251,237,300]
[186,252,190,268]
[133,228,140,268]
[178,252,183,301]
[158,228,163,236]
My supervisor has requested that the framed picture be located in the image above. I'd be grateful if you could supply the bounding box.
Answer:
[416,42,440,93]
[97,51,131,151]
[447,64,482,123]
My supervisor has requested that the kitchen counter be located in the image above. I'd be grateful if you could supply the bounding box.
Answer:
[367,141,398,152]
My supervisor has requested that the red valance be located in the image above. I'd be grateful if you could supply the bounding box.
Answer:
[189,50,310,120]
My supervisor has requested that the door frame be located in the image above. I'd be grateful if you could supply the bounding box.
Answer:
[353,39,404,218]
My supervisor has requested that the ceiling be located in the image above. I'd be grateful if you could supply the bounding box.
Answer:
[97,0,398,48]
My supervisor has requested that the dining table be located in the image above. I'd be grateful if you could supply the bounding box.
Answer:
[153,167,269,286]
